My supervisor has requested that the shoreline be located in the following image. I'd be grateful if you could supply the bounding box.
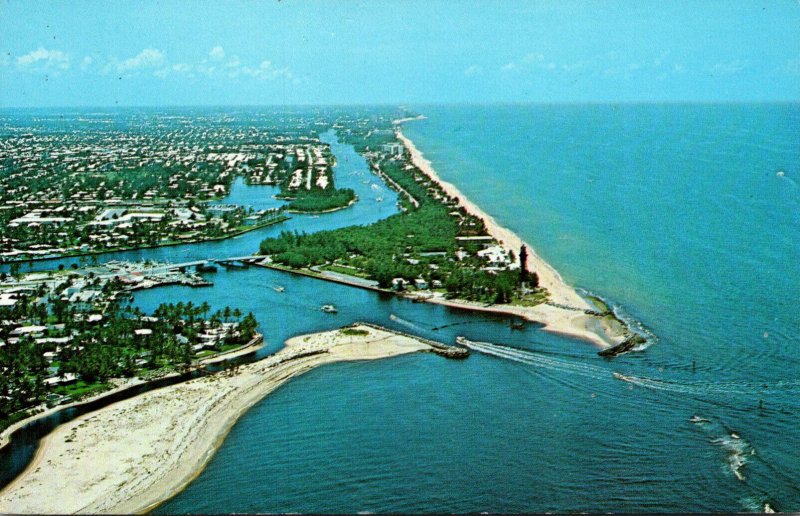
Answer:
[394,123,623,348]
[0,216,289,267]
[0,325,437,514]
[0,335,264,452]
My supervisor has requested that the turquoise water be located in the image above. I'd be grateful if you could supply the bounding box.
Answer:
[152,104,799,513]
[2,105,798,512]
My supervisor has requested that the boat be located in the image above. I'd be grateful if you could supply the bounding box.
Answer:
[321,304,338,313]
[196,263,218,273]
[511,320,525,330]
[612,372,634,382]
[272,285,285,293]
[731,432,741,440]
[689,415,710,423]
[455,336,469,346]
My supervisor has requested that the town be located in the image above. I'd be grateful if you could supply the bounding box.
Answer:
[0,111,357,262]
[0,108,553,435]
[0,258,260,431]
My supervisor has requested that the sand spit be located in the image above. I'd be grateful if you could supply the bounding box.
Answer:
[0,325,432,515]
[0,336,264,452]
[396,125,623,348]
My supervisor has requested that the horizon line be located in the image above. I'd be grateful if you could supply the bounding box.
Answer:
[1,99,799,111]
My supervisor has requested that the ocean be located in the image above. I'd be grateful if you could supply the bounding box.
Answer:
[2,104,797,512]
[152,103,799,513]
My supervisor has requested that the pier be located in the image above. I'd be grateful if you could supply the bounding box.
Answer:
[356,322,470,359]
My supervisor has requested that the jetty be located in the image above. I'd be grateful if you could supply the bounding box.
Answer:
[358,322,469,359]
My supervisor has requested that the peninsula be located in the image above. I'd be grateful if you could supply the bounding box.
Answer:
[0,324,440,514]
[256,117,634,350]
[395,125,622,348]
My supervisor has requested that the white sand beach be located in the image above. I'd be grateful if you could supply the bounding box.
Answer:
[0,336,264,452]
[396,126,624,348]
[0,325,432,515]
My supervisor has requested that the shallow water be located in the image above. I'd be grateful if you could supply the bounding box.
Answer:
[158,103,799,513]
[2,105,798,512]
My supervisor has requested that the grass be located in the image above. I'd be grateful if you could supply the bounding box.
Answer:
[587,294,610,313]
[322,263,371,278]
[510,290,549,307]
[54,380,111,401]
[340,328,369,336]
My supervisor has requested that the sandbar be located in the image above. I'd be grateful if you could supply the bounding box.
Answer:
[0,325,432,514]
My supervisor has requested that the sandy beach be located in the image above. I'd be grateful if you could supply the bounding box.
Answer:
[0,336,264,452]
[396,125,624,348]
[0,325,432,515]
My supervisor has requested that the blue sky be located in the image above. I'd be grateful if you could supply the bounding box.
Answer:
[1,1,799,107]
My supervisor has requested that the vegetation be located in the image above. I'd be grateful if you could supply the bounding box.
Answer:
[285,188,356,212]
[0,295,259,428]
[260,124,541,304]
[340,328,369,336]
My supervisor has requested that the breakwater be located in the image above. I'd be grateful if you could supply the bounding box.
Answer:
[356,322,469,359]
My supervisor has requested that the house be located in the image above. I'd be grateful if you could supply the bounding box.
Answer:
[68,290,101,311]
[243,215,262,226]
[477,245,512,265]
[414,278,429,290]
[44,372,78,386]
[391,278,407,291]
[10,325,48,337]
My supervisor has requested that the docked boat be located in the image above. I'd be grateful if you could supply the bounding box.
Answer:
[321,304,338,313]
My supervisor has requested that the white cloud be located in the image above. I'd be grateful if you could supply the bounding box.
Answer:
[241,60,298,82]
[209,46,225,61]
[708,60,746,76]
[522,53,545,64]
[225,55,241,68]
[173,63,192,73]
[80,56,93,70]
[501,62,516,72]
[116,48,165,73]
[464,65,483,77]
[16,47,70,70]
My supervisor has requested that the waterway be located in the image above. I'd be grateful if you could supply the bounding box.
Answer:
[2,106,799,513]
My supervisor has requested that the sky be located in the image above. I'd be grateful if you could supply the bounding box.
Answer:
[1,0,799,107]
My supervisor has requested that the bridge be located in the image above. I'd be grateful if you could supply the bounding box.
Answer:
[157,255,266,271]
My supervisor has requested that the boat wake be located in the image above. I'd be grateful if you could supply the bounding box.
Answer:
[457,338,610,381]
[389,314,429,332]
[610,372,800,397]
[462,338,800,398]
